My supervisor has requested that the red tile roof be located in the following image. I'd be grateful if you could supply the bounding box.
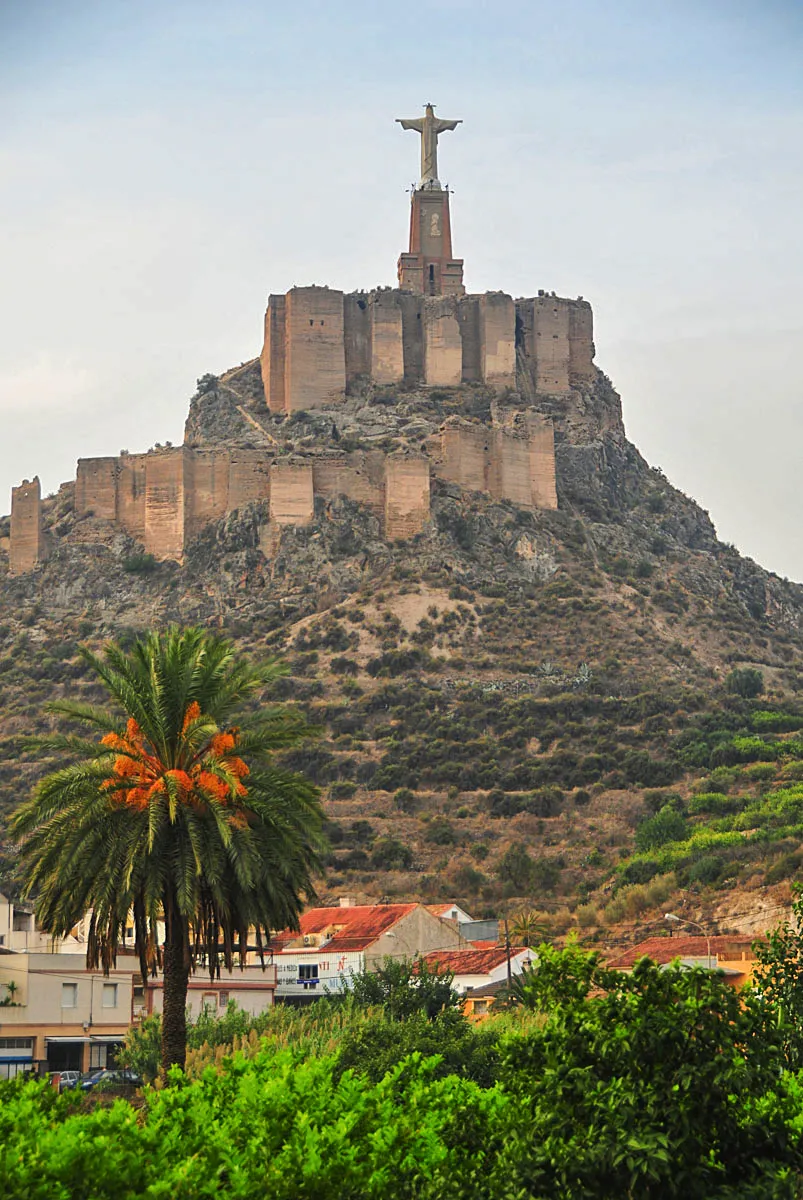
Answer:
[422,947,529,975]
[468,940,500,950]
[269,904,418,954]
[606,935,761,971]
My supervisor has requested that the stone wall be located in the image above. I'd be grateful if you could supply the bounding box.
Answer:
[479,293,516,389]
[12,277,583,570]
[227,449,271,514]
[526,415,558,510]
[284,287,346,413]
[568,299,595,383]
[11,413,560,570]
[491,432,533,507]
[262,287,595,409]
[144,448,191,561]
[440,424,490,492]
[9,478,44,575]
[398,292,425,385]
[76,457,118,521]
[261,295,286,415]
[311,452,385,519]
[369,291,404,385]
[515,295,595,397]
[269,463,314,526]
[436,419,557,511]
[117,454,147,540]
[384,454,431,540]
[190,449,230,532]
[423,297,462,386]
[343,294,371,385]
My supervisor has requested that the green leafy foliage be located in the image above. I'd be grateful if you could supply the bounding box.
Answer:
[634,803,690,851]
[4,945,803,1198]
[348,956,460,1020]
[726,668,764,698]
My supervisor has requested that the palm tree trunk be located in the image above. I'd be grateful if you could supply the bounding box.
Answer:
[161,890,189,1073]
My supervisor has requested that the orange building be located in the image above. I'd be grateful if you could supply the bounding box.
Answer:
[606,935,763,988]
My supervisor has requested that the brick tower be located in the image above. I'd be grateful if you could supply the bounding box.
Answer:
[396,104,465,297]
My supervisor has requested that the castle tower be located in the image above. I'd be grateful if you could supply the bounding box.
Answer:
[396,105,465,297]
[9,477,45,574]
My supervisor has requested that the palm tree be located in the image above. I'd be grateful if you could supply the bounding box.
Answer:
[509,907,548,948]
[12,626,324,1073]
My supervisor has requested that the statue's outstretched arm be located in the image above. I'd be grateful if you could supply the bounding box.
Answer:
[433,119,462,133]
[397,119,425,133]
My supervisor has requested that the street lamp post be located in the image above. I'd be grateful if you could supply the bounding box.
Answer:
[665,913,713,970]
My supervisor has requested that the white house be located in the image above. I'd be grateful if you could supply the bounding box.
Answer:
[267,899,465,1002]
[421,945,537,994]
[426,903,474,925]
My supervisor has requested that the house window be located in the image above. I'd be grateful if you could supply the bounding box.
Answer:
[298,964,319,989]
[61,982,78,1008]
[201,992,217,1011]
[473,1000,489,1015]
[133,985,146,1015]
[89,1044,108,1070]
[218,991,229,1008]
[102,983,118,1009]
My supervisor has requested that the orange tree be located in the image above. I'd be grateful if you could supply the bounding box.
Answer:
[12,626,324,1072]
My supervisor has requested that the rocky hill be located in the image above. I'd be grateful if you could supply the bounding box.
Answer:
[1,356,802,948]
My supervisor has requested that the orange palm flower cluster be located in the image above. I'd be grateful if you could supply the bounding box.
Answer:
[100,703,250,817]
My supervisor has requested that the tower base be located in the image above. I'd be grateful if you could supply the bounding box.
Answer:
[397,187,464,297]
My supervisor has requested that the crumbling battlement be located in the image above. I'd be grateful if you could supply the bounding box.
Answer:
[9,478,45,576]
[7,411,559,571]
[260,287,594,412]
[438,418,557,511]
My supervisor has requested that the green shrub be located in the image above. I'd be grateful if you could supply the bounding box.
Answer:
[634,805,690,852]
[684,854,726,885]
[744,762,778,782]
[394,787,419,812]
[497,844,535,891]
[425,817,457,845]
[764,853,803,885]
[619,859,662,888]
[687,792,741,816]
[725,667,764,698]
[752,711,801,733]
[121,552,157,574]
[369,837,413,870]
[329,781,357,800]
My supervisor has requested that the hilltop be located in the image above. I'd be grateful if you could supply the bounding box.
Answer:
[1,350,802,948]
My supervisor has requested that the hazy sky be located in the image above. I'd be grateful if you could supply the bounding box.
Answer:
[1,0,801,577]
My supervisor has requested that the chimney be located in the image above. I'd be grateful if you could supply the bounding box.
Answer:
[339,896,356,908]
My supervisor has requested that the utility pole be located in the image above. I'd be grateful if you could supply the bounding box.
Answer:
[504,917,512,992]
[665,913,713,969]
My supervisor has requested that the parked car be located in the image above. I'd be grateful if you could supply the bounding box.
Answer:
[79,1068,141,1092]
[55,1069,81,1092]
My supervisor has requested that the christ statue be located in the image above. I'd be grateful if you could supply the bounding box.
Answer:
[396,103,462,188]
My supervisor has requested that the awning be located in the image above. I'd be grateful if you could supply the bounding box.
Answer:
[89,1035,126,1044]
[45,1036,91,1044]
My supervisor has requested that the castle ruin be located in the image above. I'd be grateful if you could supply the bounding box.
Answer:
[6,106,597,573]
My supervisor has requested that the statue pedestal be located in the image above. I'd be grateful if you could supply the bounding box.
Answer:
[397,187,464,297]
